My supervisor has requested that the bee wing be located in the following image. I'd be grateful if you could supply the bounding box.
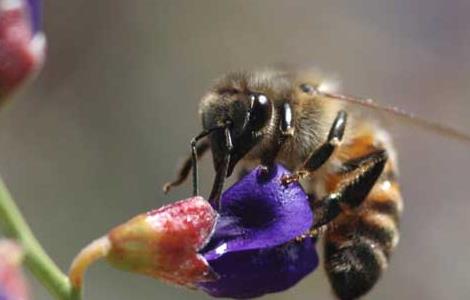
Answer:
[319,91,470,145]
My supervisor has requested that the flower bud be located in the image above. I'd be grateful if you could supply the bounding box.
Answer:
[107,196,218,286]
[69,196,218,289]
[0,239,29,300]
[70,165,319,299]
[0,0,46,101]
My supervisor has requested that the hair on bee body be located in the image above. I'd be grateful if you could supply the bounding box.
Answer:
[164,68,470,299]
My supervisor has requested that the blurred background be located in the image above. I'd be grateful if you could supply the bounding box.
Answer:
[0,0,469,299]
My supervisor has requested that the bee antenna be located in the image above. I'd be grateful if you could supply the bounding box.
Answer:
[319,91,470,144]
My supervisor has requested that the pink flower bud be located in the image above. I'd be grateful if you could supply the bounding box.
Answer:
[107,196,218,286]
[0,240,29,300]
[69,196,218,289]
[0,0,46,100]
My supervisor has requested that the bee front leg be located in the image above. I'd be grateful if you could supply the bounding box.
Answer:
[259,139,284,177]
[311,149,388,230]
[163,138,210,194]
[282,110,347,184]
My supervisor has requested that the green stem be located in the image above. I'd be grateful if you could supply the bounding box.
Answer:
[0,178,79,300]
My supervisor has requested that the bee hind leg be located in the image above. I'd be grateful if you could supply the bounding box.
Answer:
[311,149,388,230]
[282,110,348,185]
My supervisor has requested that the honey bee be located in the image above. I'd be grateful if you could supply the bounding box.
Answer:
[163,69,470,299]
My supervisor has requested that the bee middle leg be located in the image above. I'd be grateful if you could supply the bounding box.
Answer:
[282,110,348,184]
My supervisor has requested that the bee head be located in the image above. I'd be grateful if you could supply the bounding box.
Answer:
[200,87,274,177]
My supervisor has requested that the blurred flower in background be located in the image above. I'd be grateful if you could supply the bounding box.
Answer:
[0,0,46,102]
[0,240,29,300]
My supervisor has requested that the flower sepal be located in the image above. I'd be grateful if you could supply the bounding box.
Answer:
[69,196,218,289]
[106,196,218,286]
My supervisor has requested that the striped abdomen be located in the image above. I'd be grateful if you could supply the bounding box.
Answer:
[321,125,403,299]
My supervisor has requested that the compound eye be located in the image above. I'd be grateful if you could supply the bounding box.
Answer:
[248,93,272,131]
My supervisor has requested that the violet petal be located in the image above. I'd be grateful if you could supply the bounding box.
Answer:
[199,164,319,298]
[26,0,42,33]
[200,238,317,299]
[205,164,313,258]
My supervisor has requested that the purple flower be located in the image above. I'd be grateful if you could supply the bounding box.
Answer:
[198,164,318,298]
[73,164,318,298]
[0,0,46,100]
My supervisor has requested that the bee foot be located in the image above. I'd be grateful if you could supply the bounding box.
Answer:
[259,165,269,175]
[162,182,173,194]
[281,175,298,185]
[281,171,309,185]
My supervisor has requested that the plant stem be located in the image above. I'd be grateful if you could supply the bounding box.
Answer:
[0,177,78,300]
